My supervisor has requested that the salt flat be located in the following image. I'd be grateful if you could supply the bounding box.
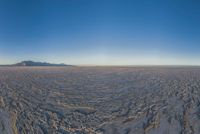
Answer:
[0,66,200,134]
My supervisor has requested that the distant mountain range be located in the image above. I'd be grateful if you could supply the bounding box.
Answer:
[12,61,70,66]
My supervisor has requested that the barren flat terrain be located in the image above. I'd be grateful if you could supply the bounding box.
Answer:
[0,67,200,134]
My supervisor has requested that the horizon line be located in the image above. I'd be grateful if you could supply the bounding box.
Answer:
[1,64,200,67]
[1,60,200,67]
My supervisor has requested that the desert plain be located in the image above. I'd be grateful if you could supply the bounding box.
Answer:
[0,66,200,134]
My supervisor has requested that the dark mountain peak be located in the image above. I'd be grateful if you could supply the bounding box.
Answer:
[14,61,69,66]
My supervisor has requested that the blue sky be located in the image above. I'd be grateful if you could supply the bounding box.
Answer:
[0,0,200,65]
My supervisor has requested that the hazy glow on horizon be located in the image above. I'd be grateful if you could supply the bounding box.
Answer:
[0,0,200,65]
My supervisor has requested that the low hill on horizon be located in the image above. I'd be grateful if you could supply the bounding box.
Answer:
[12,61,70,66]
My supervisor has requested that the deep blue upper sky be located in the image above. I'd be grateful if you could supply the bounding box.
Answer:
[0,0,200,65]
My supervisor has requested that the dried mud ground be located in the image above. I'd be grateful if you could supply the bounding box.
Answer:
[0,67,200,134]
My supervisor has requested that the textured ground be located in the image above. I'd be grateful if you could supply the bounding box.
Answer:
[0,66,200,134]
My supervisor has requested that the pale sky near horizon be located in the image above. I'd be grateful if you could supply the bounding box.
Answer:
[0,0,200,65]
